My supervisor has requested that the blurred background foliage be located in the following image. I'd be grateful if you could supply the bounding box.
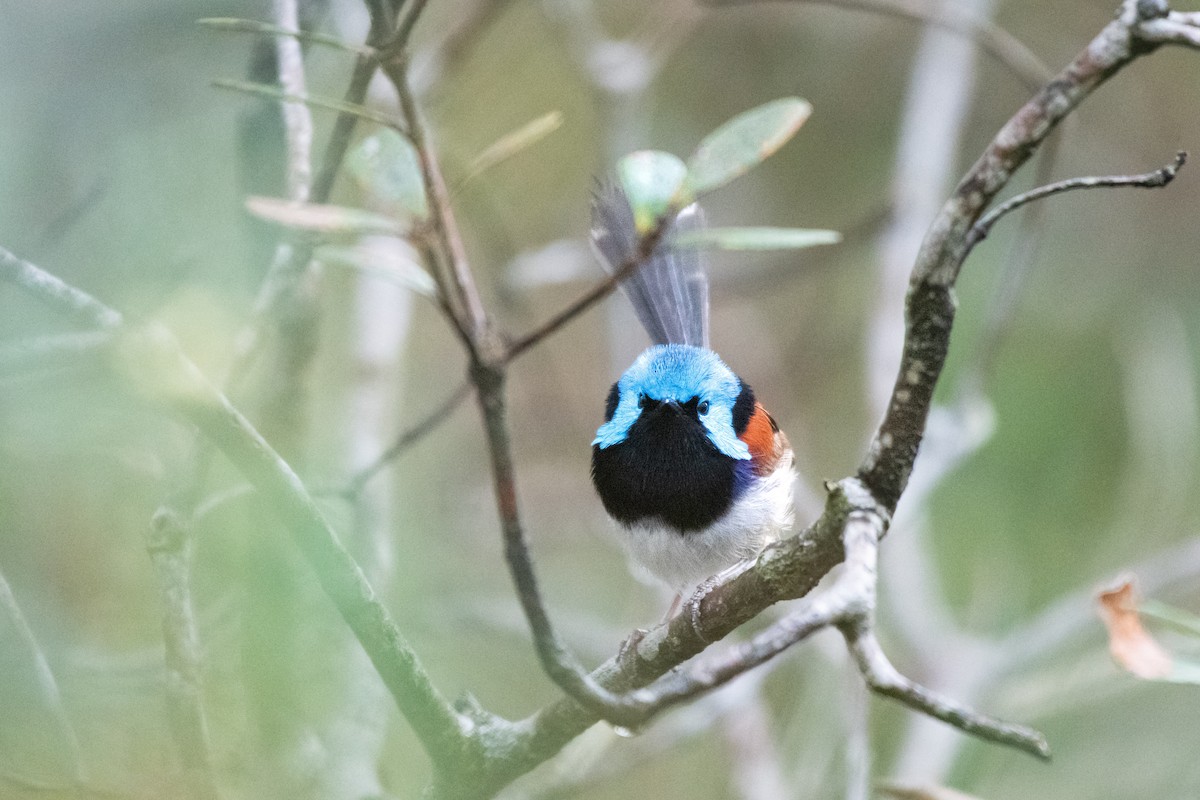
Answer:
[2,0,1200,798]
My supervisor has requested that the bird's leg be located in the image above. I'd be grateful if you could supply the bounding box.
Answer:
[663,592,682,622]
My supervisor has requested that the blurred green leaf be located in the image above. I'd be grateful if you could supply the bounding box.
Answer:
[315,243,438,296]
[0,569,82,786]
[462,111,564,186]
[197,18,376,57]
[617,150,690,233]
[348,130,430,221]
[1140,599,1200,638]
[213,79,404,129]
[672,226,841,251]
[685,97,812,195]
[1165,659,1200,684]
[245,196,403,235]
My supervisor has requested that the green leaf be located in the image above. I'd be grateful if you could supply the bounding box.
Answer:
[1164,659,1200,685]
[315,243,438,296]
[198,18,376,57]
[462,111,564,185]
[617,150,690,233]
[213,79,404,130]
[245,196,403,235]
[672,226,841,251]
[348,130,429,221]
[685,97,812,195]
[1140,599,1200,638]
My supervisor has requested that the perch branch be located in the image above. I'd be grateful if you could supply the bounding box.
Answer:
[967,150,1187,246]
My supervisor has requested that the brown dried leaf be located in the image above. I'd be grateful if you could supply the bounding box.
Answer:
[1098,579,1173,680]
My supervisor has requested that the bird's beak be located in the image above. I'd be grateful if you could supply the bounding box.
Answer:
[662,399,683,414]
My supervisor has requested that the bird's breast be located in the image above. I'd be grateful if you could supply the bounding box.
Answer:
[591,413,751,533]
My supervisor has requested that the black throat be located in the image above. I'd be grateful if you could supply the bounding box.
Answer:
[591,397,744,533]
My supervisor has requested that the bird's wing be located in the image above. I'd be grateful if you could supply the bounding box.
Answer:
[590,183,709,348]
[740,403,790,477]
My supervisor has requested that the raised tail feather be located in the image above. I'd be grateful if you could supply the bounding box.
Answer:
[589,184,710,348]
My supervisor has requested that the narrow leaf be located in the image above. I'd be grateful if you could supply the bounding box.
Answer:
[672,226,841,251]
[463,111,564,185]
[246,196,402,235]
[197,17,376,57]
[685,97,812,195]
[214,79,404,130]
[0,568,83,785]
[316,243,438,296]
[347,130,429,220]
[617,150,690,234]
[1140,599,1200,639]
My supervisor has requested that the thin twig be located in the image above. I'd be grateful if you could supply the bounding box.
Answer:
[145,512,223,800]
[197,17,378,58]
[213,79,406,134]
[272,0,314,204]
[389,57,489,344]
[842,628,1050,759]
[967,151,1187,247]
[0,251,478,769]
[0,246,121,330]
[392,0,432,51]
[705,0,1051,88]
[310,57,379,203]
[0,564,85,785]
[0,330,114,375]
[503,209,677,362]
[346,379,473,494]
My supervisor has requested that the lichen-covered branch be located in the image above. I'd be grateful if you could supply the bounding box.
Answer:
[858,0,1199,512]
[968,150,1187,246]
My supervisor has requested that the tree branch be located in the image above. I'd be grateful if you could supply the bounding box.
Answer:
[345,379,472,495]
[0,246,121,330]
[857,0,1196,512]
[704,0,1052,89]
[967,150,1187,247]
[0,253,477,774]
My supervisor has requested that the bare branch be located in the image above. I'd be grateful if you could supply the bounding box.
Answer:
[145,511,223,800]
[503,209,677,362]
[0,246,121,330]
[385,57,489,344]
[197,17,378,57]
[858,0,1200,512]
[0,564,84,786]
[0,330,114,375]
[271,0,314,204]
[842,628,1050,759]
[704,0,1051,89]
[346,379,472,495]
[392,0,432,51]
[0,252,476,770]
[967,151,1187,247]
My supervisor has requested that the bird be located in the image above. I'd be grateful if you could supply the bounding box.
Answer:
[588,184,795,611]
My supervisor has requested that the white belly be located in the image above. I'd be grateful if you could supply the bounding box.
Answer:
[618,453,795,592]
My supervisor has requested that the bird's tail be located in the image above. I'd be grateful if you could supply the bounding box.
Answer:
[589,183,709,348]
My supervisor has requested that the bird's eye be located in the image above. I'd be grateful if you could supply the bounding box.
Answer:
[697,400,710,415]
[637,394,647,409]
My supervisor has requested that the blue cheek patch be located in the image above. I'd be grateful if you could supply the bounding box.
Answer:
[593,387,644,448]
[592,344,752,461]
